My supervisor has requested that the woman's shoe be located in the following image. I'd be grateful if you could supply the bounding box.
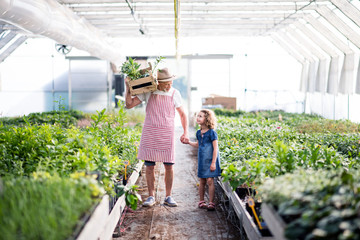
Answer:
[164,196,177,207]
[143,196,155,207]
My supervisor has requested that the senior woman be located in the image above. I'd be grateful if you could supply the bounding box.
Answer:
[125,67,189,207]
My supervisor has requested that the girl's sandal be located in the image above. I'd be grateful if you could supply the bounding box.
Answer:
[207,202,215,211]
[198,200,207,209]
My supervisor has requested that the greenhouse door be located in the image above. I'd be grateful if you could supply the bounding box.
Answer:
[66,56,111,112]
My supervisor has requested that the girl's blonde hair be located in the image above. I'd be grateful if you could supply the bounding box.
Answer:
[200,109,217,129]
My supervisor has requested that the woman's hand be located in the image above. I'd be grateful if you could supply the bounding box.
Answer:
[180,133,189,144]
[125,77,131,93]
[182,138,190,144]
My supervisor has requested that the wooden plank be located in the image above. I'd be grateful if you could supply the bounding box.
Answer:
[128,75,157,96]
[217,178,233,198]
[77,161,144,240]
[126,161,144,187]
[220,180,273,240]
[232,193,264,240]
[262,203,287,240]
[99,195,126,240]
[99,161,144,240]
[76,195,109,240]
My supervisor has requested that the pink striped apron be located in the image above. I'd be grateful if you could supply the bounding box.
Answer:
[137,91,176,163]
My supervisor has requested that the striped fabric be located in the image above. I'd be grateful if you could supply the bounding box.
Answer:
[138,92,176,163]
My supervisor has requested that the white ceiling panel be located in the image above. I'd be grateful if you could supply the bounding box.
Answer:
[1,0,360,65]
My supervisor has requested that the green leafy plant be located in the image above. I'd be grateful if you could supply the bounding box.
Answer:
[120,56,165,80]
[0,105,143,239]
[0,110,85,127]
[54,95,67,111]
[152,56,165,74]
[218,111,360,190]
[259,169,360,240]
[116,184,142,210]
[0,174,103,240]
[121,57,143,80]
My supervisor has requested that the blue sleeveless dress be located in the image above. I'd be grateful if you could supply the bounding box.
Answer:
[196,129,221,178]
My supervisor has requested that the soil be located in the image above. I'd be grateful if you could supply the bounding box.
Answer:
[113,127,242,240]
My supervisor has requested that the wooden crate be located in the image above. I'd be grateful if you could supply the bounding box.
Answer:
[128,75,157,96]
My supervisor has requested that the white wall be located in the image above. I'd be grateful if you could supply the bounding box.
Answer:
[0,38,66,117]
[306,92,360,123]
[0,37,110,117]
[5,35,360,123]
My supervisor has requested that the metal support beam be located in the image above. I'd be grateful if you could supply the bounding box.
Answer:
[316,5,360,49]
[331,0,360,28]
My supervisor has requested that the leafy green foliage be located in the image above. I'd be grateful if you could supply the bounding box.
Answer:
[259,169,360,240]
[0,103,141,194]
[218,111,360,189]
[116,184,142,210]
[295,118,360,134]
[120,56,165,80]
[152,56,165,74]
[214,108,245,117]
[216,110,360,238]
[0,174,103,240]
[0,102,142,239]
[121,57,143,80]
[0,110,85,128]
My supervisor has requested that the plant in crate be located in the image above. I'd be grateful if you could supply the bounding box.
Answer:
[121,56,165,80]
[121,56,165,96]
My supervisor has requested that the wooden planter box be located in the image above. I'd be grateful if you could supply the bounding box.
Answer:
[218,179,274,240]
[128,75,157,96]
[76,161,144,240]
[261,203,287,240]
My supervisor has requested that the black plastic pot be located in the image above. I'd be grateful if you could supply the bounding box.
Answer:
[235,187,256,200]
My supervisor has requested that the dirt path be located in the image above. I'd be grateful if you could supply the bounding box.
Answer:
[114,127,241,240]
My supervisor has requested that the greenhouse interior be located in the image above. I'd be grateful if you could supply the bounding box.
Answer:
[1,0,360,239]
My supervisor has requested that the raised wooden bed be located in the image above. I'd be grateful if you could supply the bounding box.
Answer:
[261,203,287,240]
[76,160,144,240]
[218,179,274,240]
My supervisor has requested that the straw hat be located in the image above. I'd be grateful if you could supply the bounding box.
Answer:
[157,68,176,82]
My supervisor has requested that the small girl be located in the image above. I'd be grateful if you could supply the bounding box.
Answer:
[184,109,221,211]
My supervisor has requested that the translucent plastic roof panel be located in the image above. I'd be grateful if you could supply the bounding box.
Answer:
[58,0,332,38]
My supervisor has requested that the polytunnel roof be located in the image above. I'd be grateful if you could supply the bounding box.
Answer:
[56,0,360,44]
[59,0,332,38]
[1,0,360,66]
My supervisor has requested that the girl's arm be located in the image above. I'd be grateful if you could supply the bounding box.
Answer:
[183,139,198,148]
[210,140,218,171]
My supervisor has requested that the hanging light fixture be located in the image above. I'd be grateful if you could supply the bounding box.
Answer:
[125,0,146,35]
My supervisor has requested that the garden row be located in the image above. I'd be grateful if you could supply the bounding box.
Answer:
[0,105,142,240]
[216,109,360,240]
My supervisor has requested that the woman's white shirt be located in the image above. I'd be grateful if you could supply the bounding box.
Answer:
[136,88,182,108]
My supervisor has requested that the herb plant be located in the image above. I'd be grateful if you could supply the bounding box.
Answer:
[120,56,165,80]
